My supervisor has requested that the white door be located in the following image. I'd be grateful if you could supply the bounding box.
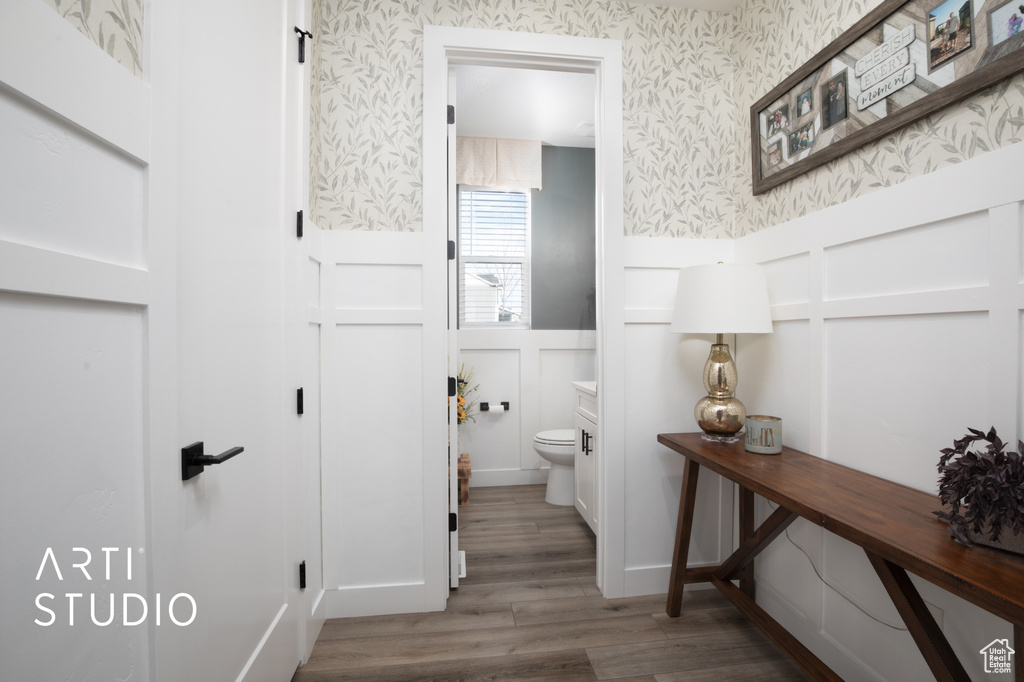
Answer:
[447,69,461,589]
[2,2,314,679]
[287,0,327,661]
[149,0,310,679]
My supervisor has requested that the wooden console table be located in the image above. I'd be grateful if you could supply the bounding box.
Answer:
[658,432,1024,682]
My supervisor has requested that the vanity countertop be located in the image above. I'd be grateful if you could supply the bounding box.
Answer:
[571,381,596,396]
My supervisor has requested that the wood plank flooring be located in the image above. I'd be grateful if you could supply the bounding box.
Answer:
[292,484,806,681]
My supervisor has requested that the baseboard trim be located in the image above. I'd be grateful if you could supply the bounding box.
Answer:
[622,563,716,598]
[469,468,548,487]
[236,602,295,682]
[324,582,433,618]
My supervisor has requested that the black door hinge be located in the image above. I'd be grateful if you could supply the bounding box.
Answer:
[299,560,306,590]
[297,387,304,415]
[448,376,457,397]
[447,105,455,125]
[448,240,455,260]
[294,27,312,64]
[449,512,458,532]
[296,209,303,239]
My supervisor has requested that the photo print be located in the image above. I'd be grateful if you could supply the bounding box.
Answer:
[990,1,1024,47]
[765,104,790,137]
[797,88,814,116]
[927,0,974,71]
[788,121,815,155]
[820,70,849,130]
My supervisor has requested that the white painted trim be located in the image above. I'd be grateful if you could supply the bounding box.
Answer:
[623,236,735,268]
[323,583,429,619]
[468,468,550,487]
[0,240,148,306]
[234,603,290,682]
[331,310,425,325]
[821,287,990,319]
[459,329,597,349]
[736,141,1024,265]
[624,564,716,598]
[424,25,626,599]
[320,230,430,265]
[0,0,150,162]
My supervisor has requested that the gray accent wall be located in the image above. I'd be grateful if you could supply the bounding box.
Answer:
[531,146,595,330]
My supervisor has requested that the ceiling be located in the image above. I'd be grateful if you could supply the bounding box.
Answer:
[455,65,597,148]
[454,0,743,147]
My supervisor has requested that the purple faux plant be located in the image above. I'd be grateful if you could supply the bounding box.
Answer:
[934,427,1024,547]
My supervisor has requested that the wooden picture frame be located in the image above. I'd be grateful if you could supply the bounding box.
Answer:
[751,0,1024,195]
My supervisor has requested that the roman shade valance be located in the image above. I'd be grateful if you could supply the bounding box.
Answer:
[456,137,542,190]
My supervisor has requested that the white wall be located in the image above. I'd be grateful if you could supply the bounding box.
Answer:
[733,140,1024,681]
[458,330,596,487]
[620,237,741,596]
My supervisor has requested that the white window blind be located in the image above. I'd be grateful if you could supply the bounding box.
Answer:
[458,188,530,328]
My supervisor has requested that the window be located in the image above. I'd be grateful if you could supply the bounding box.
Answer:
[458,187,531,328]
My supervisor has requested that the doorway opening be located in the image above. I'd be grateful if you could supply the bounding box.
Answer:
[423,26,626,604]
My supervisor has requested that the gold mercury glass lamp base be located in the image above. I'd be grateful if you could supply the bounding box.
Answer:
[694,338,745,443]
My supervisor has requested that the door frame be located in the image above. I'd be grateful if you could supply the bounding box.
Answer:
[423,25,626,600]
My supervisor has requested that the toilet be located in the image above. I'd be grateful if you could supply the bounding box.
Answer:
[533,429,576,506]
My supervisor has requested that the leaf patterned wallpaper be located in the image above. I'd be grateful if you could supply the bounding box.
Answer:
[310,0,737,236]
[309,0,1024,237]
[731,0,1024,236]
[41,0,144,78]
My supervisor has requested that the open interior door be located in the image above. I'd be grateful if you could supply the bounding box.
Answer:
[448,68,462,589]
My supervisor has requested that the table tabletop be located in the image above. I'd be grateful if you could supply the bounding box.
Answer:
[657,433,1024,627]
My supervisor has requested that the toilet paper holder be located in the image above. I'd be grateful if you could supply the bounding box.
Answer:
[479,401,510,412]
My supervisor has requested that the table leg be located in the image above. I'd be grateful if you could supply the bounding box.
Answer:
[666,457,700,617]
[866,550,970,682]
[739,485,755,600]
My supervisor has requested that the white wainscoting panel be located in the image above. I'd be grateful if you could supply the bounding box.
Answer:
[825,313,991,490]
[316,229,446,617]
[0,89,145,268]
[458,348,524,479]
[762,252,810,308]
[0,294,147,681]
[458,330,596,487]
[741,319,812,455]
[336,263,422,310]
[307,257,321,309]
[824,212,989,302]
[0,8,153,675]
[735,140,1024,682]
[622,237,734,596]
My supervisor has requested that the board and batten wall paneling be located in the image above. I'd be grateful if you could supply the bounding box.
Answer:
[735,139,1024,682]
[316,229,447,617]
[457,331,596,487]
[0,3,151,677]
[621,237,737,596]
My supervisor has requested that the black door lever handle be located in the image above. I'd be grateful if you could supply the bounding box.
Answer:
[182,441,244,481]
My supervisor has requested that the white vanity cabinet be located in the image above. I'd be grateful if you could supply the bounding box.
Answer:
[572,381,597,534]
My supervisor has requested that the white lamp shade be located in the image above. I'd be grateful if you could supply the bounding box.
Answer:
[670,263,773,334]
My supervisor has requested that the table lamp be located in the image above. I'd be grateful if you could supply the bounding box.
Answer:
[670,262,773,442]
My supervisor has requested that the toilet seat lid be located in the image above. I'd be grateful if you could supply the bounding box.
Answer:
[534,429,575,445]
